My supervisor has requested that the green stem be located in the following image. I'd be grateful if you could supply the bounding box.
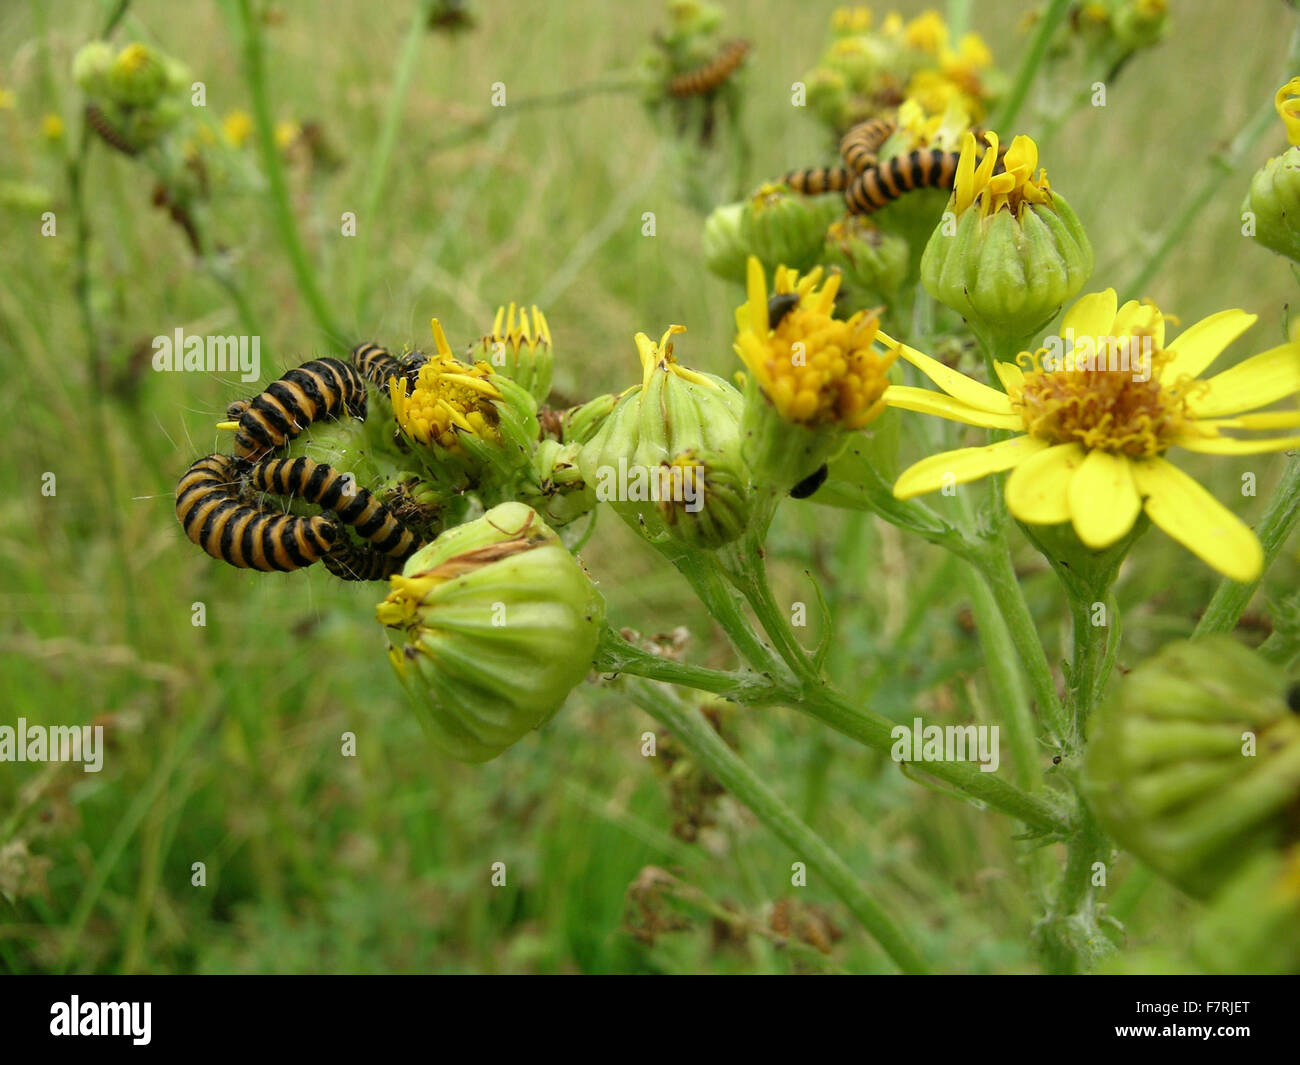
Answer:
[945,0,972,38]
[595,626,775,702]
[229,0,347,349]
[352,0,432,322]
[961,563,1041,792]
[1195,454,1300,637]
[992,0,1072,132]
[628,681,930,973]
[794,684,1068,835]
[1123,20,1300,298]
[1038,791,1110,973]
[664,547,789,681]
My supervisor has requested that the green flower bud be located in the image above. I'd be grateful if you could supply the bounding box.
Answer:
[72,41,115,97]
[702,201,750,283]
[474,303,554,404]
[577,325,744,543]
[377,502,605,763]
[822,215,909,300]
[922,132,1093,347]
[561,391,620,446]
[804,68,851,134]
[656,448,751,549]
[1112,0,1169,51]
[108,42,168,107]
[523,438,597,528]
[1082,636,1300,899]
[1244,147,1300,263]
[1190,844,1300,975]
[741,183,839,276]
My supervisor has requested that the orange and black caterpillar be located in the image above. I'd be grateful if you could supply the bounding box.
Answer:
[843,148,963,215]
[250,456,418,559]
[84,103,137,157]
[322,540,407,582]
[175,453,339,571]
[667,39,751,98]
[780,166,853,195]
[232,357,368,461]
[839,118,897,173]
[351,341,406,390]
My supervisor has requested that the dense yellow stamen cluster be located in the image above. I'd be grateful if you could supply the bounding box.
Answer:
[953,131,1052,219]
[735,260,896,429]
[390,319,502,449]
[1013,345,1198,458]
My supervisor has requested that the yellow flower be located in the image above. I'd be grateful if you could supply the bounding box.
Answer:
[905,10,949,54]
[895,97,971,151]
[887,288,1300,580]
[953,130,1052,219]
[734,257,896,429]
[0,87,15,110]
[389,319,502,449]
[41,113,64,140]
[274,119,300,151]
[221,108,253,148]
[831,6,872,34]
[1276,77,1300,147]
[481,302,550,360]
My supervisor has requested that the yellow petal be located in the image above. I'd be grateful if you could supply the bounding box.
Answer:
[883,385,1025,429]
[881,333,1016,414]
[1161,309,1258,383]
[1173,433,1300,455]
[1195,410,1300,430]
[1061,289,1118,340]
[1187,343,1300,418]
[745,256,768,336]
[1132,458,1264,582]
[894,436,1048,499]
[1005,443,1084,525]
[1068,448,1142,548]
[993,360,1025,392]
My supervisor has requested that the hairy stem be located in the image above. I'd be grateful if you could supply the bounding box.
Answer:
[628,681,930,973]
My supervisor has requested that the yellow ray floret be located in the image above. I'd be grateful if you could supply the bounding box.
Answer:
[390,317,502,449]
[734,257,896,430]
[886,288,1300,580]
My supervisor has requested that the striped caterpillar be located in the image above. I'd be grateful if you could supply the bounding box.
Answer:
[667,39,751,98]
[231,358,368,462]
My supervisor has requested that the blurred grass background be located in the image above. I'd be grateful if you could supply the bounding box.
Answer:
[0,0,1295,973]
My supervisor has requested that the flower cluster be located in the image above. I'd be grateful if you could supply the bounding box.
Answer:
[804,6,1003,134]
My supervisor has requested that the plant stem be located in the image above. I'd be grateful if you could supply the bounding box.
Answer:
[1195,453,1300,637]
[968,534,1068,742]
[794,685,1068,835]
[230,0,348,350]
[352,0,432,322]
[961,563,1041,792]
[992,0,1072,132]
[595,626,775,702]
[628,681,930,973]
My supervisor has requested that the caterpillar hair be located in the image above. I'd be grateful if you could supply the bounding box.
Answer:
[175,453,338,571]
[667,39,751,98]
[401,349,429,385]
[780,166,853,195]
[350,341,406,391]
[321,540,406,582]
[84,103,138,157]
[232,357,368,461]
[250,456,418,559]
[838,118,896,173]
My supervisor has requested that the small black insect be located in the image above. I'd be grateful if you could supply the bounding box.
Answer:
[767,292,801,331]
[789,463,829,499]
